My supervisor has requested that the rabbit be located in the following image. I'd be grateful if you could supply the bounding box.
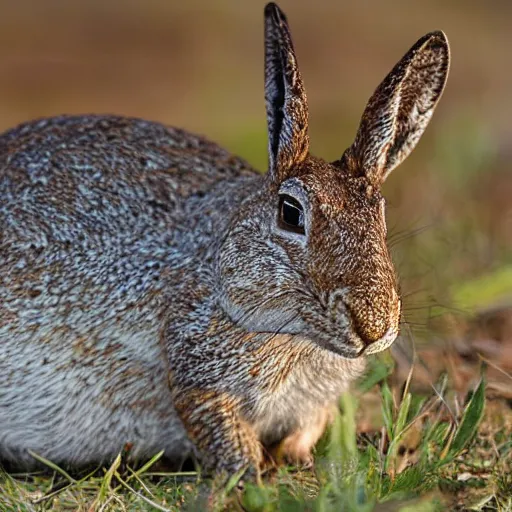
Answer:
[0,2,449,477]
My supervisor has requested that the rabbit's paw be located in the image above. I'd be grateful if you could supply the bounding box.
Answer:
[274,405,335,468]
[175,388,263,481]
[275,432,315,468]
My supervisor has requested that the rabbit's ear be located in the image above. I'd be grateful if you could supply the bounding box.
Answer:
[264,3,309,181]
[344,31,450,186]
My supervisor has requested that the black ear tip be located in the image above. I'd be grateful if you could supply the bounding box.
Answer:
[264,2,288,24]
[404,30,450,76]
[430,29,448,41]
[420,30,450,54]
[264,2,279,15]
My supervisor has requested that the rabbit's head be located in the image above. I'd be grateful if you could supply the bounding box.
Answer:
[218,3,449,358]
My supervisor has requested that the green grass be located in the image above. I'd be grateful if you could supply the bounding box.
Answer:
[451,266,512,312]
[2,359,510,512]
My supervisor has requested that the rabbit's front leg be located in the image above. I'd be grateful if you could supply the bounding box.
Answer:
[173,387,263,478]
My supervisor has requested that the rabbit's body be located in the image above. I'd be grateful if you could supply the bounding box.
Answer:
[0,4,449,475]
[0,115,362,469]
[0,115,248,467]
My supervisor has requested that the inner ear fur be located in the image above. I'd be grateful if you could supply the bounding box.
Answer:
[264,2,309,182]
[343,31,450,185]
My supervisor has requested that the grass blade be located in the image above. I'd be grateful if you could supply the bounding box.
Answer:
[440,376,486,464]
[27,451,77,484]
[98,453,121,502]
[381,382,395,441]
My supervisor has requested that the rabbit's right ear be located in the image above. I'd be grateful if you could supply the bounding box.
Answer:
[343,31,450,186]
[264,3,309,182]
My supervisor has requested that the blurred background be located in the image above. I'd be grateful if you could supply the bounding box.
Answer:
[0,0,510,392]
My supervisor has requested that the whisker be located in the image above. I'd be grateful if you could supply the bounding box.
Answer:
[388,223,434,248]
[396,322,458,423]
[235,287,308,327]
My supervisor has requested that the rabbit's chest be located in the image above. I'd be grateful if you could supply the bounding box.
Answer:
[248,342,366,446]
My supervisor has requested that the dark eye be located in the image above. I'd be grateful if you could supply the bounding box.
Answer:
[278,195,305,234]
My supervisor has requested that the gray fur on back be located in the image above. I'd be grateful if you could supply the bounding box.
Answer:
[0,115,258,468]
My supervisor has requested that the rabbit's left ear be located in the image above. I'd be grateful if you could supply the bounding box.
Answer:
[264,3,309,182]
[343,31,450,186]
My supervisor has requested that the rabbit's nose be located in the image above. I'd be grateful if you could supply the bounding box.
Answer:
[344,287,400,347]
[346,303,388,345]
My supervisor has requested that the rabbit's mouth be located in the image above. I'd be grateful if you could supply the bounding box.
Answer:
[303,308,399,359]
[363,325,399,355]
[305,323,399,359]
